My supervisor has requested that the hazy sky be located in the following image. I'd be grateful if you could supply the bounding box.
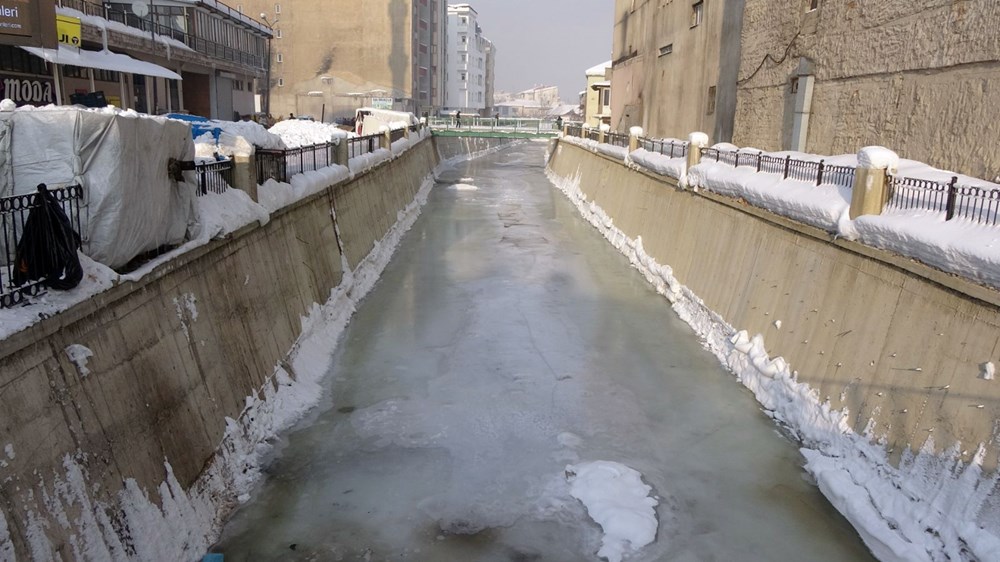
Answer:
[470,0,614,103]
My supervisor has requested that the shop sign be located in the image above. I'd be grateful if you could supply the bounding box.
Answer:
[371,97,393,110]
[0,0,34,38]
[56,14,80,47]
[0,75,55,106]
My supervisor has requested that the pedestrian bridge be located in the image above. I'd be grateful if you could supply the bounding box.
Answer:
[429,116,562,139]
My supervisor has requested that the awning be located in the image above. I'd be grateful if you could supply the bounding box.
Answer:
[20,46,182,80]
[590,80,611,90]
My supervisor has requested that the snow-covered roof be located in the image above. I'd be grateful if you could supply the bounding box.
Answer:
[547,104,581,117]
[586,60,612,77]
[497,100,543,108]
[591,80,611,89]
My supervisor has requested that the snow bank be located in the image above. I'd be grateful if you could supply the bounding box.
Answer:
[627,149,686,180]
[64,344,94,377]
[566,461,658,562]
[210,120,285,150]
[268,119,349,148]
[546,165,1000,562]
[858,146,899,172]
[257,164,351,213]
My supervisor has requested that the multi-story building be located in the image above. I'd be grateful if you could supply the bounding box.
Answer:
[609,0,742,142]
[1,0,270,118]
[240,0,447,121]
[585,61,610,127]
[443,4,493,115]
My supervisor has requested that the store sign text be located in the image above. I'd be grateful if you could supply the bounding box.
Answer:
[0,77,54,106]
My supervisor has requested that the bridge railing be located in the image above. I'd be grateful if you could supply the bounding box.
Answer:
[429,116,560,134]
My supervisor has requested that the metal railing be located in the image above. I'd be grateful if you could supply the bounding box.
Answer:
[605,131,629,148]
[57,0,268,71]
[565,124,583,138]
[886,175,1000,226]
[700,148,856,189]
[348,134,383,160]
[194,160,234,195]
[1,184,84,309]
[390,128,406,144]
[256,142,337,184]
[640,137,688,158]
[428,117,560,133]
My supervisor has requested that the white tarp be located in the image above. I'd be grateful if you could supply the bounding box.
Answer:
[2,108,195,269]
[355,107,417,136]
[20,46,182,81]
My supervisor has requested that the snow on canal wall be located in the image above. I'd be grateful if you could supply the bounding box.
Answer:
[547,139,1000,560]
[0,136,518,560]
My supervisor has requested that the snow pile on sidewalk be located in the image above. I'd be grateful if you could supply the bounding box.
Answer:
[627,149,686,180]
[268,119,350,148]
[546,165,1000,562]
[566,461,658,562]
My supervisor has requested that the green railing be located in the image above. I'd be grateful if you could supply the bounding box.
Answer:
[428,116,561,134]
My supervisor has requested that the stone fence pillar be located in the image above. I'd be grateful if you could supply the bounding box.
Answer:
[379,126,391,151]
[334,138,349,167]
[629,126,643,153]
[231,152,258,201]
[685,132,710,188]
[850,146,898,219]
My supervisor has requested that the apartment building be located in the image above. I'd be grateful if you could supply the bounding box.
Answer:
[443,3,493,115]
[2,0,270,118]
[240,0,447,121]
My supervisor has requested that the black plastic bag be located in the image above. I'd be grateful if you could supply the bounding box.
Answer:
[12,184,83,291]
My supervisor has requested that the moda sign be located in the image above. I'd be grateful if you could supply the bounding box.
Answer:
[0,0,33,38]
[0,75,55,106]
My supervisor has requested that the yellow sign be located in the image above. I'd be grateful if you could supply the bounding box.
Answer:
[56,14,80,47]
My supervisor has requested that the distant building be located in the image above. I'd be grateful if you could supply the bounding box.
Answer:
[495,99,542,118]
[584,61,611,127]
[515,85,560,108]
[3,0,270,119]
[239,0,448,121]
[443,4,494,115]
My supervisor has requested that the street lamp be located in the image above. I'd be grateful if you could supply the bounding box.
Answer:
[260,13,278,116]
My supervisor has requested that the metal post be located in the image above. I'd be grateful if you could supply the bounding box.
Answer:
[816,159,825,186]
[945,176,959,221]
[783,155,791,179]
[757,151,763,172]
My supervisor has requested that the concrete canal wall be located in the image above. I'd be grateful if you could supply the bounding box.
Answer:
[547,139,1000,470]
[0,138,453,559]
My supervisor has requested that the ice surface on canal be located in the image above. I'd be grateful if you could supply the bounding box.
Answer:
[214,143,873,561]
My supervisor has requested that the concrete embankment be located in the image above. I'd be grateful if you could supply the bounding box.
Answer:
[546,139,1000,469]
[0,136,489,559]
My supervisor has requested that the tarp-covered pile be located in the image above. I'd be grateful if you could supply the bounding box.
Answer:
[0,107,196,269]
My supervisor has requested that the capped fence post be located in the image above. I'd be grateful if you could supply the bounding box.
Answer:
[628,126,643,153]
[783,155,791,178]
[816,159,825,186]
[334,138,349,167]
[945,176,959,221]
[684,132,710,189]
[850,146,899,219]
[757,151,763,172]
[380,126,391,151]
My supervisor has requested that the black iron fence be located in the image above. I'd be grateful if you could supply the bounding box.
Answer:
[639,137,688,159]
[565,124,583,138]
[700,148,856,189]
[194,160,234,196]
[605,131,629,148]
[348,134,383,160]
[255,142,337,184]
[886,175,1000,226]
[390,128,406,144]
[1,185,84,309]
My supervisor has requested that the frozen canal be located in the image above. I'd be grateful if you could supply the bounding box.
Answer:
[213,143,873,561]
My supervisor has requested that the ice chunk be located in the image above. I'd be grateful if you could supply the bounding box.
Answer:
[982,362,995,381]
[566,461,658,562]
[65,344,94,377]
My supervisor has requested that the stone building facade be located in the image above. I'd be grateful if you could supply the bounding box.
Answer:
[242,0,447,121]
[610,0,744,142]
[733,0,1000,179]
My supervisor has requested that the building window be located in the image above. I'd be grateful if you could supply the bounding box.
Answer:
[460,16,466,24]
[460,72,466,81]
[461,53,466,62]
[276,28,282,38]
[658,43,673,57]
[460,34,467,44]
[808,0,819,10]
[706,85,716,114]
[276,53,283,63]
[274,3,281,14]
[691,1,703,27]
[278,77,284,87]
[601,88,610,107]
